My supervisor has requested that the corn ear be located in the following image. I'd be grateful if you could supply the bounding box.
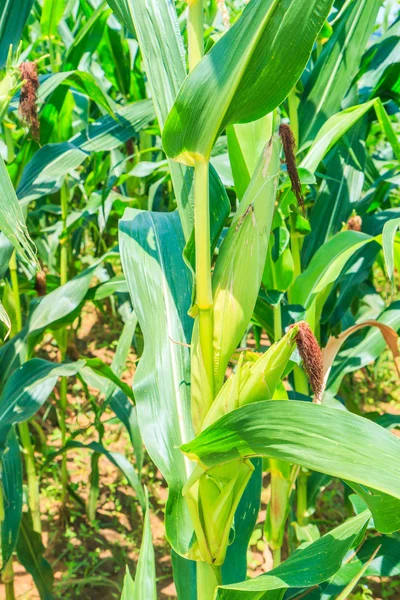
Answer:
[212,134,281,395]
[184,459,254,565]
[202,325,298,429]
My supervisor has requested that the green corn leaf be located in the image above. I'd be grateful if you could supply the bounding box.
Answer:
[0,301,11,340]
[358,15,400,101]
[302,119,367,266]
[105,0,185,129]
[17,100,155,205]
[83,357,135,403]
[300,100,376,173]
[181,401,400,500]
[373,97,400,162]
[292,230,373,309]
[0,358,85,450]
[0,156,37,266]
[63,4,111,71]
[119,209,195,558]
[299,0,381,144]
[309,536,400,599]
[48,441,146,511]
[382,217,400,291]
[0,0,34,67]
[215,511,371,599]
[121,566,135,600]
[0,428,22,569]
[227,115,273,200]
[348,483,400,534]
[16,512,54,600]
[106,0,229,248]
[41,0,66,37]
[132,490,156,600]
[163,0,333,164]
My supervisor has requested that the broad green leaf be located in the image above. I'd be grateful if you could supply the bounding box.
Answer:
[17,100,155,204]
[171,551,197,600]
[16,513,54,600]
[373,97,400,162]
[50,440,146,510]
[0,428,22,569]
[41,0,66,36]
[292,230,372,309]
[0,156,37,266]
[181,400,400,500]
[358,16,400,101]
[300,100,375,173]
[302,119,367,266]
[299,0,380,144]
[215,511,371,599]
[119,209,195,557]
[27,258,108,340]
[0,300,11,339]
[0,0,34,67]
[104,310,143,470]
[63,4,111,70]
[105,0,185,129]
[0,358,84,450]
[133,491,156,600]
[83,357,135,402]
[227,115,273,200]
[349,483,400,534]
[163,0,333,163]
[106,0,229,246]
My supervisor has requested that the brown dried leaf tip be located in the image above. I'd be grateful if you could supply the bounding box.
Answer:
[279,124,304,210]
[347,215,362,232]
[19,62,40,141]
[290,321,324,403]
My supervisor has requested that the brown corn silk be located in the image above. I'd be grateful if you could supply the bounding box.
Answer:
[291,321,324,403]
[19,62,40,141]
[279,123,304,210]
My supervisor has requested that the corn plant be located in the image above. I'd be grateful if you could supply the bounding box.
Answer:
[114,0,400,597]
[0,0,399,599]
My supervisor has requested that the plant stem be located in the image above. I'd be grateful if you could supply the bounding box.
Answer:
[88,452,100,522]
[269,303,285,565]
[9,251,22,332]
[297,469,308,526]
[2,558,16,600]
[60,183,69,505]
[188,0,204,72]
[289,212,301,283]
[10,251,41,535]
[194,160,214,399]
[273,547,281,568]
[18,422,42,532]
[273,302,282,342]
[197,562,221,600]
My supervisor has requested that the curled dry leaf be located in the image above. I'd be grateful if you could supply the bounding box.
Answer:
[323,320,400,385]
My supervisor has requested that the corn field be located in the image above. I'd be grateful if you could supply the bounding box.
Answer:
[0,0,400,598]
